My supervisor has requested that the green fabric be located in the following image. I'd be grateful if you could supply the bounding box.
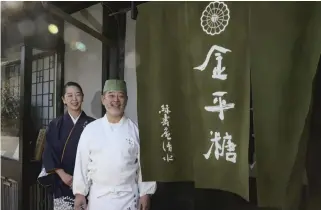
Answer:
[136,1,321,208]
[187,1,250,200]
[137,1,250,200]
[136,2,194,182]
[250,2,321,209]
[103,79,127,93]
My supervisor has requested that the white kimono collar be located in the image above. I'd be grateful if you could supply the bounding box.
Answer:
[68,111,82,124]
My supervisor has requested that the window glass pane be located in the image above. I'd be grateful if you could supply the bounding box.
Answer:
[32,96,36,106]
[32,84,36,95]
[49,107,54,119]
[31,54,57,131]
[42,107,48,119]
[37,83,42,94]
[43,82,49,94]
[49,56,54,68]
[37,95,42,106]
[1,64,20,160]
[50,81,54,94]
[44,70,49,82]
[32,60,37,72]
[43,94,49,106]
[37,59,43,71]
[50,68,55,80]
[44,56,50,69]
[32,72,37,83]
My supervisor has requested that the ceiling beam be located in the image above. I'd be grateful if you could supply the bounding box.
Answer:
[51,2,98,14]
[43,2,111,45]
[0,2,98,27]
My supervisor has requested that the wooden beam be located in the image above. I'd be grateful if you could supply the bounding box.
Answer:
[51,2,98,14]
[42,2,111,45]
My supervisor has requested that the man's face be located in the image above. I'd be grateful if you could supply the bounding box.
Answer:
[102,91,127,117]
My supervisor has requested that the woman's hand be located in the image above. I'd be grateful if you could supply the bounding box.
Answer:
[139,195,151,210]
[56,169,73,187]
[74,194,87,210]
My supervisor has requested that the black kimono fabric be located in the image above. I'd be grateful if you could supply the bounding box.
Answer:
[42,111,95,210]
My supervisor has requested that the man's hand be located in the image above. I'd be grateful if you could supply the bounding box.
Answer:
[56,169,73,187]
[139,194,150,210]
[74,194,87,210]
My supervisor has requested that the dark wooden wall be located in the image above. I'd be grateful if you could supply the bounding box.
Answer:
[150,179,276,210]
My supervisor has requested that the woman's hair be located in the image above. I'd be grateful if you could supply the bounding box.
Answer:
[62,81,84,97]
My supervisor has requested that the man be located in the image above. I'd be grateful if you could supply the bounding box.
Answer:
[73,79,156,210]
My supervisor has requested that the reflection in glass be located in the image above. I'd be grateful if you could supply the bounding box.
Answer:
[2,53,57,160]
[43,82,49,94]
[37,59,43,71]
[32,84,36,95]
[32,72,37,83]
[32,60,37,72]
[43,94,49,106]
[1,63,20,160]
[44,56,49,69]
[37,83,42,94]
[44,70,49,82]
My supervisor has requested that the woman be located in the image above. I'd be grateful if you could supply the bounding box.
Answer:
[41,82,95,210]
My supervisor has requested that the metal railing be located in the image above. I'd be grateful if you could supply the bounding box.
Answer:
[30,183,53,210]
[1,177,19,210]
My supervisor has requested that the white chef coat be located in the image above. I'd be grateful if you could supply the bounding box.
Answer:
[73,115,156,210]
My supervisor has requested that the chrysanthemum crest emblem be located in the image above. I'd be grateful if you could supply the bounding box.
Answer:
[200,1,230,36]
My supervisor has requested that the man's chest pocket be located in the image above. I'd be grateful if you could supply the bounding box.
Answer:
[120,137,138,160]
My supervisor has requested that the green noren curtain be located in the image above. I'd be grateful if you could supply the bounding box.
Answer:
[136,1,321,209]
[250,2,321,209]
[136,2,195,182]
[137,1,250,201]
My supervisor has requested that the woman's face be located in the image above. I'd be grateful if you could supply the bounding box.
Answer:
[62,86,83,112]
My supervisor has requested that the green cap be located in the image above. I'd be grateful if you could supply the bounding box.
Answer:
[103,79,127,93]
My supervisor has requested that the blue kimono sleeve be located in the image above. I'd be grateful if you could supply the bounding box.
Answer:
[42,121,61,173]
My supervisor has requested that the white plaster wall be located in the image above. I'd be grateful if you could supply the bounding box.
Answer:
[124,12,138,124]
[64,3,103,119]
[2,45,45,62]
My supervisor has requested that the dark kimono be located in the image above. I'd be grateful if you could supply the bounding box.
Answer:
[42,111,95,210]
